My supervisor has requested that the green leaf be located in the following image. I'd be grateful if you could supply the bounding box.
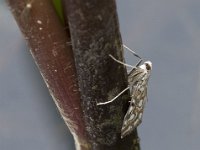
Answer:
[52,0,65,24]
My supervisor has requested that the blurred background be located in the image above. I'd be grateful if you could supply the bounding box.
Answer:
[1,0,200,149]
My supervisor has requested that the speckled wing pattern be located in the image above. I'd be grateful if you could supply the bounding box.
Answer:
[96,46,152,138]
[121,66,151,138]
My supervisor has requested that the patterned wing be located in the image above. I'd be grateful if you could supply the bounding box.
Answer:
[121,68,149,138]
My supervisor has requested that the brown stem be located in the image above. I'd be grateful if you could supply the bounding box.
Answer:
[6,0,90,149]
[63,0,140,149]
[7,0,141,149]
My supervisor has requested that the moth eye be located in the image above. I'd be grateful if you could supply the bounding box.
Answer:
[145,63,151,70]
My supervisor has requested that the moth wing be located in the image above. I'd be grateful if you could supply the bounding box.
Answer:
[121,80,148,138]
[128,67,144,84]
[121,99,137,138]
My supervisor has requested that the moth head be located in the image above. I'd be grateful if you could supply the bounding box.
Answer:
[140,61,152,71]
[144,61,152,71]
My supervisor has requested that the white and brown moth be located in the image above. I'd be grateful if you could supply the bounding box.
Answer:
[97,45,152,138]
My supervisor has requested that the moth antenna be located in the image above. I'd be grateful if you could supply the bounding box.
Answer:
[123,45,142,60]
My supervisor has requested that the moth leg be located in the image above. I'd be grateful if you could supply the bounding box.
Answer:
[109,54,135,68]
[97,87,130,105]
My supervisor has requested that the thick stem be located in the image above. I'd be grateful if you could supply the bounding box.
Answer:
[63,0,140,149]
[7,0,90,149]
[7,0,141,149]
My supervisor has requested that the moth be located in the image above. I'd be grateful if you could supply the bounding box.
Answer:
[97,45,152,138]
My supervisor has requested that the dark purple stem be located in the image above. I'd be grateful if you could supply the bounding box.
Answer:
[7,0,89,149]
[7,0,141,149]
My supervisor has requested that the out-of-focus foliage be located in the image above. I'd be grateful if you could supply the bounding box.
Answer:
[52,0,65,24]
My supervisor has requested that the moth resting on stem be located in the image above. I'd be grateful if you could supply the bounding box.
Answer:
[97,45,152,138]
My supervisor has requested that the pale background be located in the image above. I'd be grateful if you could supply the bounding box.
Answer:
[1,0,200,149]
